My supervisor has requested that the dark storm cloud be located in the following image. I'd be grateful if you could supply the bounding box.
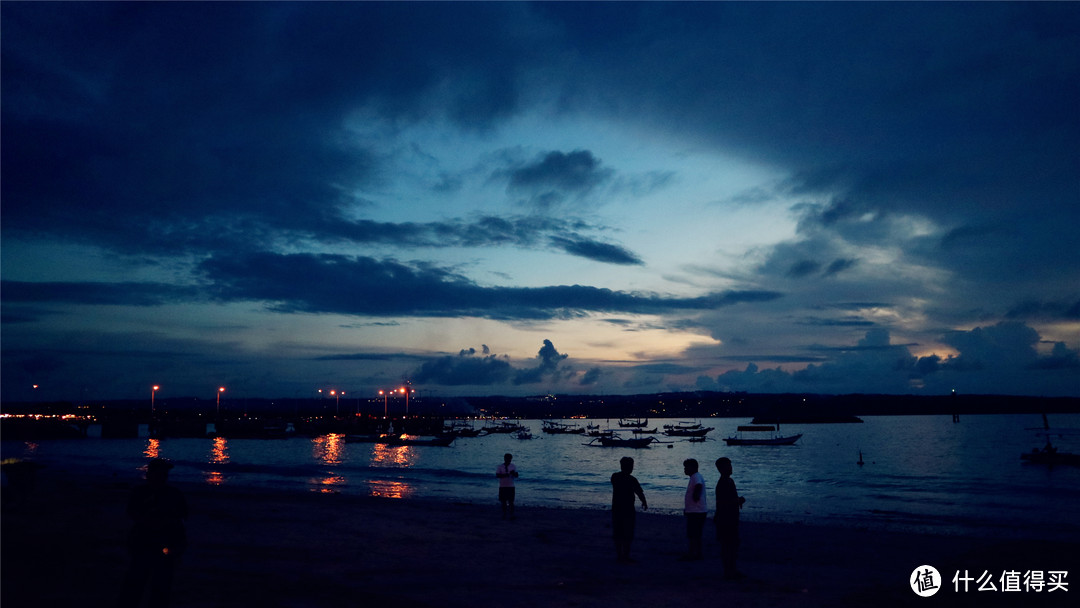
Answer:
[326,216,644,266]
[503,150,614,210]
[412,340,571,386]
[549,236,644,266]
[705,324,1080,396]
[1005,299,1080,322]
[1,280,201,306]
[1,252,778,319]
[198,252,781,320]
[544,2,1080,289]
[1,2,546,254]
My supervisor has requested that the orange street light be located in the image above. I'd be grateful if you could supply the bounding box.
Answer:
[216,386,225,417]
[379,390,387,417]
[152,385,160,415]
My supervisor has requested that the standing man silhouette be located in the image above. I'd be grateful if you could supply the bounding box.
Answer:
[680,458,707,561]
[714,457,746,579]
[496,453,519,520]
[611,456,648,563]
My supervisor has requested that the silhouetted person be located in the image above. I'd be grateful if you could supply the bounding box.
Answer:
[680,458,707,561]
[118,458,188,608]
[611,456,648,563]
[496,453,518,520]
[714,457,746,579]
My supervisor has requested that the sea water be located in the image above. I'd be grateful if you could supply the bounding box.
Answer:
[3,414,1078,540]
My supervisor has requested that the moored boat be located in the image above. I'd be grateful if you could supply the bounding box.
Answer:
[585,434,658,448]
[1021,444,1080,466]
[663,426,714,437]
[541,420,586,434]
[723,424,802,446]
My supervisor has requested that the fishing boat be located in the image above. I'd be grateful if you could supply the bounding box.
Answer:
[663,420,702,431]
[345,433,456,447]
[723,424,802,446]
[1021,414,1079,466]
[541,420,586,434]
[663,425,714,438]
[1021,444,1080,466]
[630,427,659,434]
[514,428,534,440]
[444,420,485,437]
[585,434,659,448]
[618,417,650,428]
[481,421,527,434]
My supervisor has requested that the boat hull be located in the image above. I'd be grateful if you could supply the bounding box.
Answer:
[724,433,802,446]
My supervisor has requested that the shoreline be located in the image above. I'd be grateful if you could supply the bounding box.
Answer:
[4,467,1078,607]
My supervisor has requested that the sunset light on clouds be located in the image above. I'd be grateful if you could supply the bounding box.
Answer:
[2,2,1078,401]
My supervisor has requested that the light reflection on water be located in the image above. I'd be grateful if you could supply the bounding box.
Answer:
[312,433,345,465]
[312,474,347,493]
[309,433,347,491]
[205,436,229,486]
[371,442,416,467]
[367,479,414,499]
[5,415,1078,538]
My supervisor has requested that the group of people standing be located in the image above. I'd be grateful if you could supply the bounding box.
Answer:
[617,460,743,578]
[496,452,745,578]
[613,456,744,578]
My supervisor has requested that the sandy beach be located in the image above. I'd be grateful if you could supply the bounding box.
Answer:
[3,464,1077,608]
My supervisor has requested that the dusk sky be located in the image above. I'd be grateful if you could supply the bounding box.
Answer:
[3,2,1078,402]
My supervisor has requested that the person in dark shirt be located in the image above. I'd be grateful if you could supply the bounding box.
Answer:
[610,456,647,563]
[714,457,746,580]
[118,458,188,608]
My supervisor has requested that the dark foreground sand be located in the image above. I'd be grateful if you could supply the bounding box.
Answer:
[3,466,1077,608]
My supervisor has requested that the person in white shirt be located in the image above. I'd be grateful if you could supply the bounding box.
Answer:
[680,458,707,561]
[495,453,519,520]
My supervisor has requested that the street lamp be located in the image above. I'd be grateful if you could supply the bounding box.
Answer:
[400,387,412,416]
[379,390,387,417]
[331,390,340,416]
[216,387,225,417]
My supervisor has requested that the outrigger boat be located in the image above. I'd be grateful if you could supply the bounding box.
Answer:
[541,420,586,434]
[663,425,714,438]
[444,420,485,437]
[618,417,650,428]
[723,424,802,446]
[481,420,527,434]
[585,433,663,448]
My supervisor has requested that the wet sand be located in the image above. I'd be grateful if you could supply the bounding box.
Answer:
[2,466,1077,607]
